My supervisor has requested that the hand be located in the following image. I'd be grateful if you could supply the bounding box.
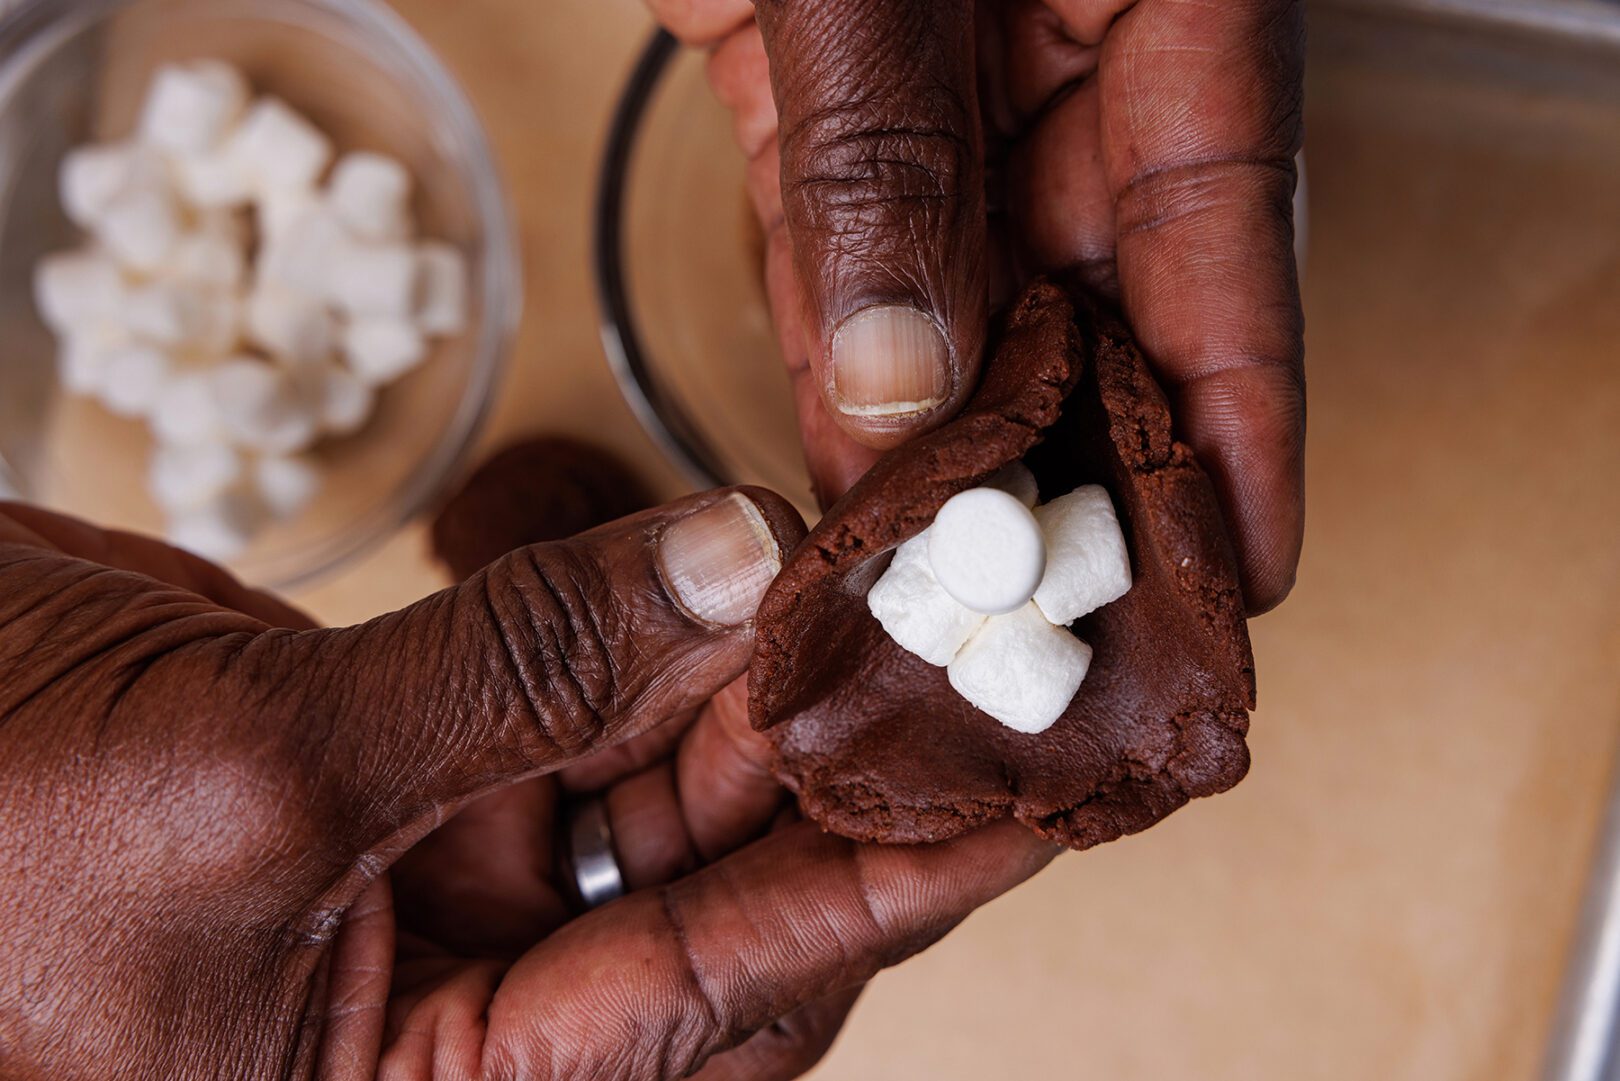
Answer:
[649,0,1306,612]
[0,495,1055,1080]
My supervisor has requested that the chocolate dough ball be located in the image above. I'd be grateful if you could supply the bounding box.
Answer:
[431,437,653,582]
[750,281,1255,852]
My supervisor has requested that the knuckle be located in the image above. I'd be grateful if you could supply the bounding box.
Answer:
[482,546,626,761]
[1116,155,1297,242]
[1183,360,1306,458]
[783,106,976,237]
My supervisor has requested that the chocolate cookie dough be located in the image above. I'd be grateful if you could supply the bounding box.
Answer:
[431,437,652,581]
[749,280,1255,851]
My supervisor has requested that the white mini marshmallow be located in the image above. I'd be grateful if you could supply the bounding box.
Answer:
[228,98,333,193]
[986,461,1039,508]
[123,280,193,346]
[415,242,469,336]
[139,61,249,154]
[122,281,239,358]
[328,243,420,319]
[928,487,1047,616]
[98,344,172,418]
[190,290,243,358]
[173,149,254,209]
[303,363,375,435]
[1031,485,1133,626]
[57,326,129,397]
[59,142,157,229]
[255,185,321,248]
[256,204,348,295]
[195,206,250,244]
[947,602,1092,734]
[166,488,266,562]
[253,455,321,519]
[246,284,334,366]
[342,317,426,385]
[328,152,412,242]
[866,531,985,666]
[33,249,124,332]
[98,181,181,273]
[151,372,227,446]
[210,357,319,455]
[169,230,246,290]
[149,442,242,511]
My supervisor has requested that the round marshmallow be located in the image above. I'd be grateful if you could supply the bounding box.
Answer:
[328,243,420,319]
[304,363,375,435]
[228,98,333,193]
[34,249,124,332]
[210,357,319,455]
[139,61,249,155]
[986,461,1039,508]
[414,242,469,336]
[173,149,254,209]
[99,181,181,273]
[59,142,155,229]
[166,488,266,563]
[98,344,172,418]
[169,230,247,290]
[928,487,1048,616]
[151,372,227,446]
[246,284,334,366]
[256,205,348,295]
[254,455,321,520]
[57,327,129,397]
[328,152,411,242]
[342,317,425,385]
[149,442,242,511]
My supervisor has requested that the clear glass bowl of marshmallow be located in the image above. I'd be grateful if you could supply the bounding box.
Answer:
[0,0,519,590]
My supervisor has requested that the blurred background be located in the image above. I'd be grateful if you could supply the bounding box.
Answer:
[3,0,1620,1078]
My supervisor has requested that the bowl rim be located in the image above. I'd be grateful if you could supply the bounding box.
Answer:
[594,0,1616,511]
[0,0,523,593]
[593,28,730,494]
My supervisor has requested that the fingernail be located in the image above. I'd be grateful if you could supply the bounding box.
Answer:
[659,493,783,626]
[831,305,951,418]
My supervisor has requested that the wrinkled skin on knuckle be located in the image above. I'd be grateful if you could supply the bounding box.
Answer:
[763,0,982,307]
[1114,155,1296,248]
[785,111,976,237]
[477,545,633,765]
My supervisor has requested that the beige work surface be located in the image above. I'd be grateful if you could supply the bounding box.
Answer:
[290,2,1620,1077]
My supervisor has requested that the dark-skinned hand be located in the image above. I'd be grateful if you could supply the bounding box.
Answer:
[0,494,1055,1079]
[651,0,1306,611]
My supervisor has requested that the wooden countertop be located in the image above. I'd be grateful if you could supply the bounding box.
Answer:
[290,3,1620,1077]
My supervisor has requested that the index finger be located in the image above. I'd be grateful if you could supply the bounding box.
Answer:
[1102,0,1306,613]
[1024,0,1306,613]
[482,820,1057,1079]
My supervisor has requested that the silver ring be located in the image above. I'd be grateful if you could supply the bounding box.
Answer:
[567,797,625,910]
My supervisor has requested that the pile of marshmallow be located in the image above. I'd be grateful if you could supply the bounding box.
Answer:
[32,60,468,561]
[866,463,1132,734]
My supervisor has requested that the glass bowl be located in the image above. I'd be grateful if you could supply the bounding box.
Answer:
[595,30,816,517]
[595,31,1308,523]
[0,0,520,590]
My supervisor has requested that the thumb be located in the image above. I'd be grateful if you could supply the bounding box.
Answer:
[266,488,803,835]
[758,0,988,450]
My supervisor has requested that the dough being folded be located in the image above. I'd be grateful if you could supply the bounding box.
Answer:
[749,280,1256,851]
